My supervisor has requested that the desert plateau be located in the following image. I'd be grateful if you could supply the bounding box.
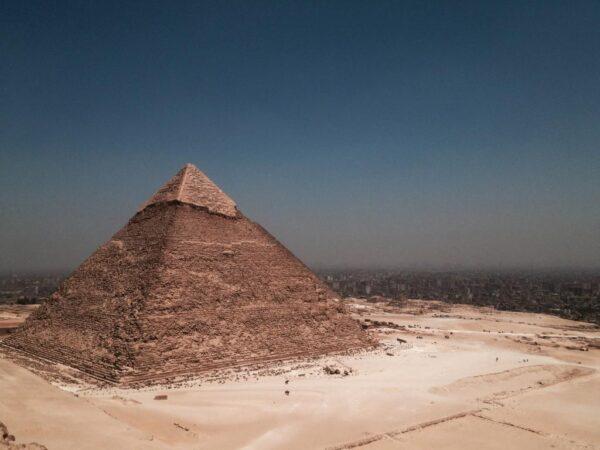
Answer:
[2,298,599,449]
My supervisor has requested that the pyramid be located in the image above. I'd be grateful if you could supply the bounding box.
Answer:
[4,164,372,384]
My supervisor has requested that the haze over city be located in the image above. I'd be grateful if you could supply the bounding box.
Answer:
[1,0,599,272]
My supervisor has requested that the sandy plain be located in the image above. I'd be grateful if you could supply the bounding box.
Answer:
[1,299,599,449]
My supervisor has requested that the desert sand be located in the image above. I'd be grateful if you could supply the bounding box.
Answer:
[0,306,36,337]
[1,299,599,449]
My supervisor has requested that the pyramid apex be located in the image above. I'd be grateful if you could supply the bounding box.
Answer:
[140,163,238,217]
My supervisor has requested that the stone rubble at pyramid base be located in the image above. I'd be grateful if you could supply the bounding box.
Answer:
[2,339,373,388]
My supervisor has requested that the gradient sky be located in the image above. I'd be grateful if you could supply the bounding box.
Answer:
[1,0,599,272]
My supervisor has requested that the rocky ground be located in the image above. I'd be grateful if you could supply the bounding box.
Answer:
[1,299,599,449]
[1,421,46,449]
[0,306,37,337]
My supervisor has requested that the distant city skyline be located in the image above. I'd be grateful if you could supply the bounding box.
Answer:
[1,1,599,272]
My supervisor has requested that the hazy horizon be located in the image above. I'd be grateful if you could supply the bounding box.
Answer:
[1,1,599,273]
[3,264,600,279]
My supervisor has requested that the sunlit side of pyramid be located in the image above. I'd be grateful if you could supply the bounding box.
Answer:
[4,164,372,384]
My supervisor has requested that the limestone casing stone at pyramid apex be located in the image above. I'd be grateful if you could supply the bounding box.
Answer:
[139,163,238,217]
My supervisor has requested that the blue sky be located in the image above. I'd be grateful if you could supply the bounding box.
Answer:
[1,1,599,272]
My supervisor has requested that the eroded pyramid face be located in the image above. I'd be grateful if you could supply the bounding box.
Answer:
[4,164,373,385]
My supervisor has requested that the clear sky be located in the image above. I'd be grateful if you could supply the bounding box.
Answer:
[1,1,599,272]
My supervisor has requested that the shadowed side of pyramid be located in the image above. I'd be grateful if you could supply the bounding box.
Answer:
[3,164,373,384]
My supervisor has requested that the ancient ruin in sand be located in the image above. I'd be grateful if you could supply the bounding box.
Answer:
[3,164,371,384]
